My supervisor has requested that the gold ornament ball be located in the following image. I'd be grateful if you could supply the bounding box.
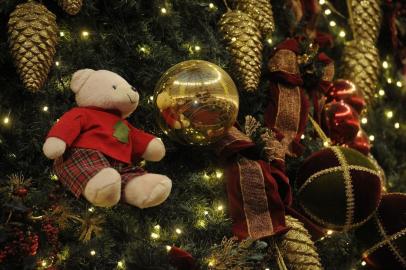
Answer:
[154,60,239,145]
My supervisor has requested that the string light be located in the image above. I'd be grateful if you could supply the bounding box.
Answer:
[59,31,65,37]
[361,117,368,124]
[82,31,89,37]
[3,117,10,124]
[327,230,334,235]
[203,210,209,215]
[88,207,95,212]
[265,268,270,270]
[50,174,58,181]
[369,135,375,141]
[396,81,403,87]
[151,232,159,239]
[323,141,330,147]
[267,38,273,45]
[217,205,224,211]
[386,111,393,119]
[319,0,326,4]
[209,3,215,9]
[231,37,236,42]
[361,261,366,266]
[382,61,389,69]
[90,250,96,256]
[324,9,331,15]
[203,173,210,180]
[215,170,223,178]
[378,89,385,96]
[394,122,400,129]
[43,106,49,112]
[339,30,346,37]
[166,245,172,252]
[41,260,47,267]
[175,228,182,234]
[301,134,305,139]
[154,224,161,230]
[161,8,167,14]
[208,259,216,267]
[55,61,60,66]
[117,261,124,268]
[194,45,201,52]
[329,21,336,27]
[387,78,392,84]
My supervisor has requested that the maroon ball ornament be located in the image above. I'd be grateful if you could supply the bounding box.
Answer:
[356,193,406,270]
[326,79,366,115]
[321,100,360,144]
[297,146,382,231]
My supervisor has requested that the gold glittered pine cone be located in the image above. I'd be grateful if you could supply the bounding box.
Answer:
[219,10,263,92]
[235,0,275,37]
[58,0,83,15]
[8,1,58,92]
[349,0,382,43]
[280,215,324,270]
[341,40,380,101]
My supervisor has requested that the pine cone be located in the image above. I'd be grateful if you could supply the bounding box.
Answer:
[341,40,380,101]
[58,0,83,15]
[235,0,275,37]
[219,10,263,92]
[350,0,382,42]
[8,1,58,92]
[280,215,323,270]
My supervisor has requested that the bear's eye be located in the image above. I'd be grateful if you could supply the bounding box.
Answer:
[112,85,117,90]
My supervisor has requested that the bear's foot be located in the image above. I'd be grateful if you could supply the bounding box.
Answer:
[83,168,121,207]
[124,174,172,209]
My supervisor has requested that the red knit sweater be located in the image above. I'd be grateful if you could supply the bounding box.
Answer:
[47,107,155,164]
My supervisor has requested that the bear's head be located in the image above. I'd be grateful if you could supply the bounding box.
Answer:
[70,69,139,118]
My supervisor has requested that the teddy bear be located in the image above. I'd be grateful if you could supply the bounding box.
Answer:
[43,69,172,208]
[156,91,190,129]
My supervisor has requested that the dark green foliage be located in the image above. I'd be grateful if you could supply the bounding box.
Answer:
[0,0,405,269]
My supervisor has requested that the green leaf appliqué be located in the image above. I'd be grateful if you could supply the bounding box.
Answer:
[113,120,130,143]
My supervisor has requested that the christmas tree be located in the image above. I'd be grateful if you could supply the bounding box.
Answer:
[0,0,405,269]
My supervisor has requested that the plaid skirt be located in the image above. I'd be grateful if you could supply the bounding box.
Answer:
[54,148,145,198]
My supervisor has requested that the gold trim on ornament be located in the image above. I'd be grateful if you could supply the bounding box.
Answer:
[370,215,406,267]
[331,146,354,231]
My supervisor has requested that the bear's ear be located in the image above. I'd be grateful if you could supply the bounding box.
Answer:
[70,69,95,93]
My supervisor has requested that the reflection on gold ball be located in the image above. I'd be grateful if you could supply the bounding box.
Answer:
[154,60,239,145]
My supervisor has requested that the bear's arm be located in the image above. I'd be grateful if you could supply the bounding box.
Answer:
[47,108,85,146]
[130,128,165,161]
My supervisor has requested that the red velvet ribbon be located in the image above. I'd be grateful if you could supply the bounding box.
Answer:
[265,38,334,156]
[215,127,292,240]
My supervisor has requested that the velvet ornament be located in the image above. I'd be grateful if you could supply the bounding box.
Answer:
[356,193,406,270]
[297,146,382,231]
[321,101,360,144]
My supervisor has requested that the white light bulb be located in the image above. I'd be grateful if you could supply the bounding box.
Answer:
[382,61,389,69]
[267,38,272,45]
[117,261,124,268]
[82,31,89,37]
[394,122,400,129]
[88,207,95,212]
[369,135,375,141]
[204,210,209,215]
[55,61,60,66]
[339,30,346,37]
[327,230,333,235]
[59,31,65,37]
[387,78,392,84]
[3,117,9,124]
[151,233,159,239]
[324,9,331,15]
[41,261,47,267]
[217,205,224,211]
[43,106,49,112]
[161,8,167,14]
[319,0,326,4]
[361,117,368,124]
[215,170,223,178]
[209,3,215,9]
[90,250,96,256]
[329,21,336,27]
[396,81,403,87]
[301,134,305,139]
[194,45,201,51]
[378,89,385,96]
[361,261,367,266]
[175,228,182,234]
[154,224,161,230]
[166,245,172,252]
[386,111,393,119]
[323,141,330,147]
